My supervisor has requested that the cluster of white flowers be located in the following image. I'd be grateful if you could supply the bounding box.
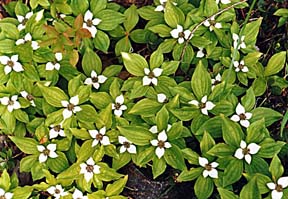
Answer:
[61,95,82,120]
[118,136,136,154]
[0,188,13,199]
[46,52,63,71]
[142,68,163,86]
[267,177,288,199]
[0,55,24,74]
[170,25,192,44]
[49,123,65,139]
[189,95,215,115]
[0,95,21,112]
[84,70,107,89]
[199,157,218,179]
[234,140,260,164]
[203,16,222,32]
[231,103,252,128]
[89,126,110,147]
[80,157,101,182]
[37,143,58,163]
[17,12,33,31]
[16,33,40,50]
[47,185,67,199]
[150,125,172,159]
[112,95,127,117]
[83,10,101,38]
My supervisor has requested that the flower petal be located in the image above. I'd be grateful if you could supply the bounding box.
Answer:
[153,68,163,77]
[157,93,167,103]
[184,30,192,40]
[215,23,222,29]
[143,76,152,86]
[84,10,93,21]
[0,97,9,105]
[47,186,56,194]
[49,151,58,158]
[88,26,97,38]
[155,5,164,12]
[278,177,288,188]
[128,145,137,154]
[231,114,240,122]
[63,109,73,119]
[245,112,252,119]
[203,20,210,27]
[99,127,106,135]
[240,120,250,128]
[245,154,252,164]
[209,168,218,178]
[4,192,13,199]
[196,50,205,58]
[170,28,180,38]
[271,190,283,199]
[240,140,247,148]
[118,136,127,144]
[0,188,4,195]
[47,143,57,151]
[201,95,208,103]
[92,18,101,26]
[119,146,126,153]
[73,106,82,113]
[199,157,208,167]
[92,139,99,147]
[211,162,219,168]
[101,136,110,145]
[234,148,244,160]
[86,157,95,165]
[70,95,79,105]
[266,182,276,190]
[178,37,184,44]
[205,101,215,110]
[158,131,168,141]
[149,125,158,134]
[203,170,209,178]
[49,129,59,139]
[39,153,48,163]
[241,66,249,72]
[188,100,199,106]
[201,108,208,115]
[89,130,98,138]
[114,109,123,117]
[150,139,158,146]
[98,75,107,83]
[93,165,101,174]
[12,62,24,72]
[164,142,171,148]
[46,62,55,71]
[84,78,93,85]
[155,147,165,159]
[144,68,150,75]
[151,77,158,85]
[84,172,93,182]
[248,143,260,155]
[37,145,45,152]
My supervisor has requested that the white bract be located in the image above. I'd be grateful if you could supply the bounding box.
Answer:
[154,0,177,12]
[199,157,219,178]
[189,95,215,115]
[233,60,249,73]
[84,70,107,89]
[231,103,252,128]
[170,25,192,44]
[61,95,82,119]
[211,73,221,90]
[72,189,88,199]
[234,140,260,164]
[196,47,205,58]
[267,177,288,199]
[83,10,101,38]
[143,68,163,86]
[17,11,33,31]
[0,188,13,199]
[49,124,65,139]
[157,93,168,103]
[89,127,110,147]
[0,95,21,112]
[203,16,222,31]
[46,52,63,71]
[118,136,136,154]
[216,0,231,4]
[150,131,171,159]
[47,185,67,199]
[233,33,246,49]
[37,144,58,163]
[112,95,127,117]
[149,124,171,134]
[0,55,24,74]
[20,91,36,107]
[15,33,40,50]
[80,157,101,182]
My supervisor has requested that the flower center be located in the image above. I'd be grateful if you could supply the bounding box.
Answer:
[7,60,14,67]
[239,63,244,70]
[8,100,14,106]
[115,103,121,110]
[86,165,94,173]
[199,102,206,109]
[213,80,221,85]
[148,71,155,78]
[123,141,131,148]
[86,19,93,27]
[67,103,75,111]
[178,32,185,38]
[92,76,98,83]
[22,18,28,25]
[54,189,60,194]
[43,149,50,156]
[239,113,246,120]
[96,133,103,141]
[0,195,6,199]
[276,184,283,192]
[53,125,61,132]
[242,148,250,155]
[205,164,212,171]
[210,20,216,26]
[27,94,34,101]
[157,140,165,148]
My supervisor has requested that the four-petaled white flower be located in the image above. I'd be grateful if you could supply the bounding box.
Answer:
[196,47,206,58]
[231,103,252,128]
[118,136,137,154]
[46,52,63,71]
[84,70,107,89]
[112,95,127,117]
[15,33,40,50]
[0,54,24,74]
[47,185,67,199]
[203,16,222,31]
[267,177,288,199]
[233,33,246,49]
[49,124,65,139]
[80,157,101,182]
[143,68,163,86]
[17,11,33,31]
[89,127,110,147]
[72,189,88,199]
[233,60,248,73]
[20,90,36,107]
[83,10,101,38]
[61,95,82,119]
[216,0,231,4]
[154,0,177,12]
[234,140,260,164]
[37,144,58,163]
[211,73,221,90]
[150,131,172,159]
[199,157,219,179]
[157,93,168,103]
[0,95,21,112]
[170,25,192,44]
[189,95,215,115]
[0,188,13,199]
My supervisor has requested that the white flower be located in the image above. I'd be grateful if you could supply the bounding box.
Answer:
[61,95,82,119]
[211,73,221,90]
[47,185,67,199]
[72,189,88,199]
[267,177,288,199]
[37,144,58,163]
[157,93,168,103]
[149,124,171,134]
[49,124,65,139]
[20,91,36,107]
[150,131,172,159]
[233,33,246,49]
[199,157,218,178]
[17,11,33,31]
[233,60,249,73]
[46,52,63,71]
[112,95,127,117]
[0,55,24,74]
[118,136,136,154]
[80,157,101,182]
[234,140,260,164]
[15,33,40,50]
[83,10,101,38]
[203,16,222,31]
[0,188,13,199]
[154,0,177,12]
[84,70,107,89]
[142,68,163,86]
[231,103,252,128]
[0,95,21,112]
[170,25,192,44]
[89,127,110,147]
[216,0,231,4]
[189,95,215,115]
[196,47,205,58]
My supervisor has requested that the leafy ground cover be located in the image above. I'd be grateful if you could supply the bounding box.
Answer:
[0,0,287,199]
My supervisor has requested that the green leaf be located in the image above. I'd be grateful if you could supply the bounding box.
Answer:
[243,18,262,45]
[258,140,285,158]
[129,98,162,116]
[90,92,112,109]
[121,52,147,76]
[47,152,69,173]
[221,115,244,147]
[177,168,202,182]
[0,39,15,53]
[70,128,91,140]
[90,0,107,13]
[194,175,214,199]
[70,0,89,15]
[207,143,234,157]
[123,5,138,32]
[37,84,68,107]
[76,105,98,123]
[223,159,243,186]
[161,61,180,76]
[217,188,239,199]
[156,106,169,132]
[76,140,95,163]
[152,157,167,179]
[150,48,163,69]
[106,176,128,196]
[112,152,131,170]
[96,10,125,31]
[118,126,154,146]
[241,87,255,111]
[93,30,110,53]
[252,77,267,96]
[250,107,282,127]
[164,144,186,170]
[246,119,266,144]
[239,177,261,199]
[191,61,211,99]
[264,51,286,76]
[170,106,199,121]
[0,169,10,191]
[270,155,284,179]
[82,48,102,76]
[9,136,38,154]
[164,1,185,28]
[13,186,33,199]
[20,155,38,172]
[200,131,215,154]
